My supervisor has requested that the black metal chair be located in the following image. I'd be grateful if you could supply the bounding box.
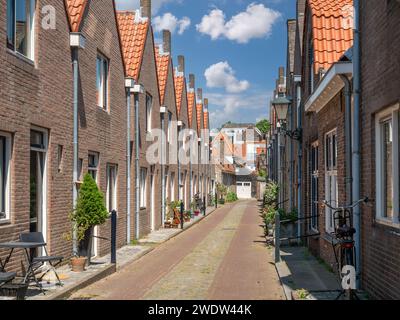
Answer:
[19,232,64,289]
[0,272,16,288]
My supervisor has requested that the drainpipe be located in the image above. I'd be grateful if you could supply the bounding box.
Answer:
[70,33,85,256]
[189,132,193,213]
[353,0,361,289]
[289,97,294,211]
[295,78,302,240]
[340,74,353,206]
[178,121,182,201]
[72,48,79,256]
[160,107,167,223]
[132,84,144,240]
[125,78,135,244]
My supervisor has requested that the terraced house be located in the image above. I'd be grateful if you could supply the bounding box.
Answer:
[0,0,217,275]
[0,0,128,269]
[273,0,400,299]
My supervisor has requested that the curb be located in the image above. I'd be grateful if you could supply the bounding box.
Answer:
[273,258,294,301]
[40,263,117,300]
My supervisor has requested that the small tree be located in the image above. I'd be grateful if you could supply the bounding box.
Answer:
[69,174,109,242]
[256,119,271,135]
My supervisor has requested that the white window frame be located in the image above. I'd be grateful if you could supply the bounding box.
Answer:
[375,105,400,227]
[0,132,12,222]
[146,94,153,133]
[168,112,172,143]
[310,141,319,232]
[88,152,99,183]
[7,0,36,61]
[97,53,109,111]
[170,172,175,201]
[325,129,338,233]
[106,164,118,212]
[140,168,147,208]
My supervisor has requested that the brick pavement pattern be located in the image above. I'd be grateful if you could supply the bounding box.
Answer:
[69,200,284,300]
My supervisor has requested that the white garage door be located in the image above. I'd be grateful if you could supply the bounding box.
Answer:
[236,182,252,199]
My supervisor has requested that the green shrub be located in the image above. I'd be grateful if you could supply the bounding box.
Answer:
[68,174,109,242]
[263,181,279,206]
[226,191,239,203]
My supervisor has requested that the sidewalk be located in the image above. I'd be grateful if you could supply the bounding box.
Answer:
[3,206,218,300]
[274,246,343,300]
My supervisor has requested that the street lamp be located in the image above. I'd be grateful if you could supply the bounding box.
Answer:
[272,94,292,208]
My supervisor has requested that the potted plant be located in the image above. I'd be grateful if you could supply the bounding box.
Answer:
[191,201,200,216]
[67,174,109,271]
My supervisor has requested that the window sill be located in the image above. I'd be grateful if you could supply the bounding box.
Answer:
[98,106,110,115]
[6,48,35,66]
[0,219,12,227]
[374,218,400,230]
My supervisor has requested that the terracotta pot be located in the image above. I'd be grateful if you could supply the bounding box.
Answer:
[71,257,87,272]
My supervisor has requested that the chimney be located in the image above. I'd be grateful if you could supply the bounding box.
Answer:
[204,98,208,109]
[189,74,195,89]
[177,55,185,73]
[140,0,151,20]
[278,66,284,85]
[197,88,203,101]
[162,30,171,53]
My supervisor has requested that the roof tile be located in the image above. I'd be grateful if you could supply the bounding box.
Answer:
[187,92,195,128]
[309,0,353,71]
[116,11,149,81]
[196,103,203,134]
[174,74,185,116]
[155,46,170,105]
[65,0,88,32]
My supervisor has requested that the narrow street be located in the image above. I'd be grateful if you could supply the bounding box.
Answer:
[69,200,284,300]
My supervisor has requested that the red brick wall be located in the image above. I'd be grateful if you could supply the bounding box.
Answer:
[0,0,128,269]
[360,0,400,299]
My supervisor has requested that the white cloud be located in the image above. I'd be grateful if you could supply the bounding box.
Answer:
[153,13,191,35]
[115,0,182,15]
[196,3,281,44]
[204,61,250,93]
[207,91,271,129]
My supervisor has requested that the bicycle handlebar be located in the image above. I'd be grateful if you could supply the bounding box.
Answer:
[322,197,369,211]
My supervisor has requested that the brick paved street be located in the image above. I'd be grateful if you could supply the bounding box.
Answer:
[69,200,284,300]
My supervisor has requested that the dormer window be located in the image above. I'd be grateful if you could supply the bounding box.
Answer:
[7,0,36,60]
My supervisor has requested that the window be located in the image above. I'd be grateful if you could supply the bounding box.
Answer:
[78,158,83,181]
[57,145,63,173]
[7,0,35,60]
[88,152,99,183]
[376,106,400,226]
[0,133,11,221]
[170,172,175,201]
[140,168,147,208]
[106,164,117,212]
[146,94,153,132]
[310,142,319,231]
[325,130,338,233]
[96,53,109,110]
[168,112,172,143]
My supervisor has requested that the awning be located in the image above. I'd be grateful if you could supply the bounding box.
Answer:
[305,62,353,113]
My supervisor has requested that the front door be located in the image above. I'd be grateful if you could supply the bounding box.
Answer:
[30,128,48,253]
[151,172,155,231]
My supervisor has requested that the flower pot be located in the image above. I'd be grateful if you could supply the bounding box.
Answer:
[71,257,87,272]
[194,211,200,216]
[78,227,94,264]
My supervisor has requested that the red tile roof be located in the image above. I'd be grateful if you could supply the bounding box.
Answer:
[309,0,353,72]
[155,46,170,105]
[187,92,195,128]
[196,103,203,134]
[174,73,185,116]
[116,11,149,81]
[65,0,88,32]
[203,111,209,130]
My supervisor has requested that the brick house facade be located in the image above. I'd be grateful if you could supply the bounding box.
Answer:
[0,0,128,270]
[359,0,400,299]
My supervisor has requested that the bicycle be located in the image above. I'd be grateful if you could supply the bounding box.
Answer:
[322,197,370,300]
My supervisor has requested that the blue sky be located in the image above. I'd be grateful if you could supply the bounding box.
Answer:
[115,0,296,128]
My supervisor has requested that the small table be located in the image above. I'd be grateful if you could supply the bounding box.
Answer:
[0,241,46,292]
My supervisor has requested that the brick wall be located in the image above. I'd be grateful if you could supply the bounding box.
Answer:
[360,0,400,299]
